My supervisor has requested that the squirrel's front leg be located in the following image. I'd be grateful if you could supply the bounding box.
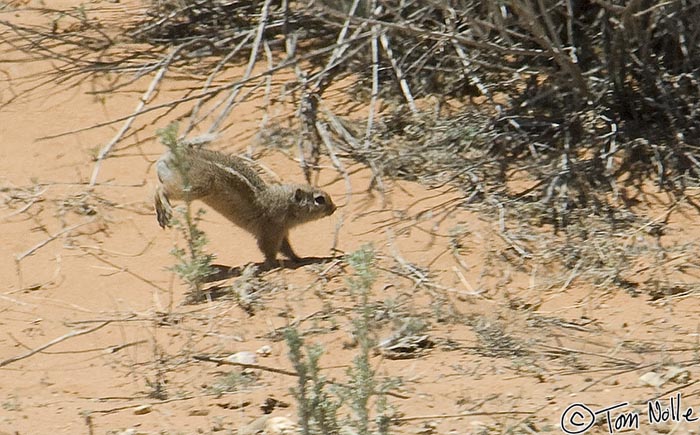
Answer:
[258,231,284,269]
[280,236,302,263]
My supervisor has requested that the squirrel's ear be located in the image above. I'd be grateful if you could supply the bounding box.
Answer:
[294,188,303,202]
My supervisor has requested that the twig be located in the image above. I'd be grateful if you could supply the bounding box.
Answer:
[318,6,545,57]
[251,39,275,152]
[379,32,417,114]
[321,107,359,148]
[497,231,531,258]
[8,332,145,356]
[83,250,168,292]
[364,22,380,148]
[0,321,110,368]
[184,30,254,136]
[558,258,582,291]
[314,0,363,87]
[16,219,94,261]
[1,198,41,220]
[452,266,487,297]
[0,293,36,307]
[386,230,430,288]
[451,40,491,99]
[193,355,410,399]
[535,343,639,366]
[315,120,352,205]
[208,0,273,134]
[91,395,196,414]
[488,198,531,258]
[88,45,182,186]
[1,186,46,220]
[37,34,371,142]
[648,379,700,403]
[395,410,534,422]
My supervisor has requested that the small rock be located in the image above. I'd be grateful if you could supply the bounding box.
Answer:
[640,367,691,388]
[239,415,270,435]
[133,404,152,415]
[226,351,257,365]
[415,421,437,434]
[261,397,289,413]
[665,366,690,384]
[256,345,272,357]
[189,408,210,416]
[115,429,146,435]
[470,421,490,433]
[211,417,225,432]
[264,416,297,435]
[640,371,664,387]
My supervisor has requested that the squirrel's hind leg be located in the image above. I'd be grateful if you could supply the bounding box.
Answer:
[154,186,173,228]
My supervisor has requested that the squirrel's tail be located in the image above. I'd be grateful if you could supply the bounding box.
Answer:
[180,133,218,148]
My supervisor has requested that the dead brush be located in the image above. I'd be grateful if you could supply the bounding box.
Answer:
[0,182,46,220]
[56,190,116,219]
[472,317,529,359]
[500,199,700,299]
[6,0,700,210]
[361,109,700,302]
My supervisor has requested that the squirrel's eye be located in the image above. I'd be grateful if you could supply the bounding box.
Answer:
[314,195,326,205]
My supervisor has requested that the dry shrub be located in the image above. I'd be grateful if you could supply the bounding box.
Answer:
[122,0,700,208]
[3,0,700,295]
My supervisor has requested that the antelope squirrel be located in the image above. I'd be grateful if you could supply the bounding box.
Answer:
[155,146,336,267]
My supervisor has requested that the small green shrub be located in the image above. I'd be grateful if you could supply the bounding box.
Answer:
[286,245,399,435]
[156,122,215,302]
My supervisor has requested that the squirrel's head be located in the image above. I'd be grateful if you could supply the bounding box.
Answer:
[289,185,336,222]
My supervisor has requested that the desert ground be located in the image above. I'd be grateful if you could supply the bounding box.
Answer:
[2,1,700,435]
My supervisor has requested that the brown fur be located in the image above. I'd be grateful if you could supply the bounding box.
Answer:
[155,147,336,266]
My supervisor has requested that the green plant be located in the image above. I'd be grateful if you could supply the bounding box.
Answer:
[285,246,399,435]
[156,122,215,302]
[285,327,342,435]
[345,246,378,435]
[345,246,399,435]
